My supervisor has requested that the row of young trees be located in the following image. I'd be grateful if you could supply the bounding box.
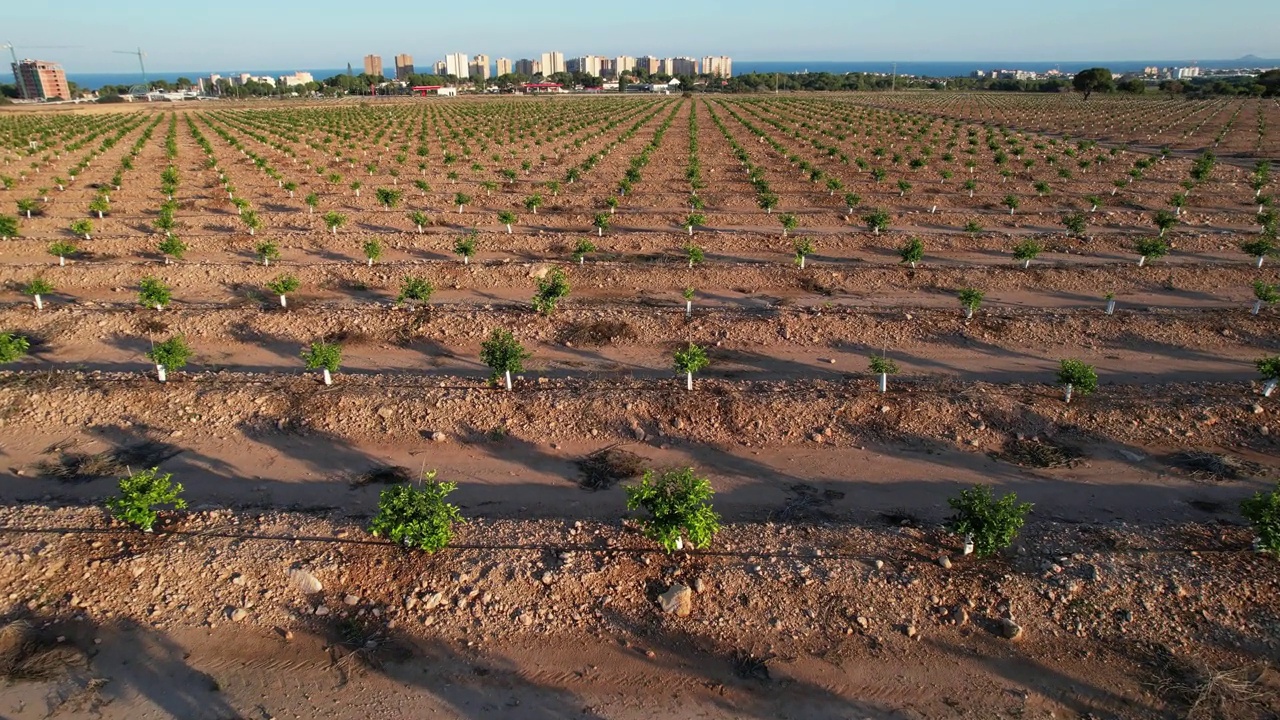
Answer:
[97,459,1280,563]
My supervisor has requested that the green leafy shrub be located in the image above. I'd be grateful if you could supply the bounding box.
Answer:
[266,274,299,297]
[453,232,477,263]
[1057,359,1098,397]
[105,467,186,531]
[158,235,188,261]
[147,335,192,370]
[368,471,462,552]
[899,237,924,267]
[138,277,172,309]
[684,243,704,267]
[1013,239,1042,265]
[0,333,31,364]
[793,238,814,266]
[23,278,53,297]
[958,288,984,316]
[1136,237,1168,262]
[255,241,280,265]
[869,355,899,374]
[572,238,596,263]
[946,485,1032,557]
[302,341,342,372]
[1242,484,1280,554]
[397,276,435,304]
[532,267,570,315]
[480,329,530,387]
[625,467,721,552]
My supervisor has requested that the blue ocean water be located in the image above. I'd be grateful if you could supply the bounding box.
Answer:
[65,58,1279,89]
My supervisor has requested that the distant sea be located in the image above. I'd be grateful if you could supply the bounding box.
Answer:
[65,59,1280,90]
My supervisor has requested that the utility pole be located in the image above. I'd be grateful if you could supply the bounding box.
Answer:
[892,62,897,91]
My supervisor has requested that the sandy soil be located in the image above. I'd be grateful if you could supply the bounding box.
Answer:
[2,94,1280,719]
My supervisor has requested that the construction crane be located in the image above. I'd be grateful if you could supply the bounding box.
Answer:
[2,41,81,99]
[112,47,148,95]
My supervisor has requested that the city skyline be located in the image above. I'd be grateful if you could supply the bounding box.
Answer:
[4,0,1277,74]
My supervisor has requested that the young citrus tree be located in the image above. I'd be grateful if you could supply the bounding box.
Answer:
[304,193,320,214]
[793,238,815,268]
[685,213,706,236]
[158,235,188,264]
[480,328,530,390]
[1242,235,1276,268]
[572,238,596,265]
[683,286,695,317]
[1241,483,1280,554]
[532,267,570,315]
[105,467,186,532]
[0,214,19,239]
[869,354,899,392]
[958,288,984,319]
[368,470,463,552]
[498,210,517,234]
[864,208,890,235]
[147,335,191,383]
[592,213,610,237]
[454,192,472,214]
[454,232,477,265]
[0,333,30,364]
[23,278,53,311]
[684,242,704,269]
[778,213,798,238]
[947,485,1032,557]
[625,467,721,552]
[303,341,341,385]
[899,237,924,268]
[1003,194,1020,215]
[397,276,434,305]
[256,240,280,266]
[70,219,93,240]
[241,210,262,236]
[322,211,347,235]
[47,239,75,265]
[523,194,543,215]
[1013,239,1042,269]
[266,273,299,308]
[1253,281,1279,315]
[409,210,430,234]
[138,277,172,311]
[375,187,402,209]
[363,239,383,267]
[1135,237,1168,267]
[1057,358,1097,403]
[674,342,709,391]
[1257,356,1280,397]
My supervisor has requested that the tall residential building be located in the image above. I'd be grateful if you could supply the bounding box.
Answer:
[495,58,513,76]
[614,56,637,77]
[701,56,732,77]
[470,54,491,80]
[394,54,414,80]
[433,61,447,75]
[540,51,565,75]
[363,54,383,77]
[574,55,604,77]
[514,58,538,76]
[663,57,697,76]
[12,59,70,100]
[637,56,660,74]
[444,52,469,78]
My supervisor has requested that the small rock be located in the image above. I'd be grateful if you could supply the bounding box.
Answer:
[874,560,884,570]
[288,568,322,594]
[1252,403,1265,415]
[422,592,443,610]
[229,608,248,622]
[377,406,393,419]
[938,556,952,569]
[314,605,330,616]
[997,618,1023,640]
[431,431,447,442]
[230,573,245,586]
[856,616,869,629]
[905,625,917,639]
[541,571,554,586]
[343,594,360,606]
[693,577,706,593]
[950,606,969,626]
[658,584,693,617]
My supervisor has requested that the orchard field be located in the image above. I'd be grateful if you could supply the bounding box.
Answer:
[2,93,1280,719]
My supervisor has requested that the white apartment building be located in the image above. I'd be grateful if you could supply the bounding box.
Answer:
[574,55,604,77]
[496,58,513,76]
[471,54,491,79]
[701,55,732,77]
[444,52,469,78]
[1173,66,1200,79]
[614,55,637,77]
[278,71,314,87]
[540,51,566,75]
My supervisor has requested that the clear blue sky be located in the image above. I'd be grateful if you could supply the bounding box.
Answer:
[8,0,1278,73]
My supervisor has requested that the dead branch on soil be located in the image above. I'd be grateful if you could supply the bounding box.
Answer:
[1174,451,1261,482]
[1153,652,1270,719]
[576,445,647,491]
